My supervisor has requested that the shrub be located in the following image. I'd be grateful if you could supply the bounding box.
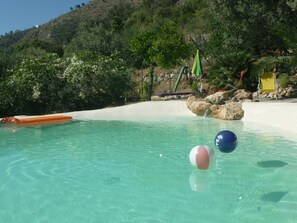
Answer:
[5,53,65,115]
[278,73,290,88]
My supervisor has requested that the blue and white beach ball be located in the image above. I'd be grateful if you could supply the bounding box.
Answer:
[214,130,237,153]
[189,145,215,170]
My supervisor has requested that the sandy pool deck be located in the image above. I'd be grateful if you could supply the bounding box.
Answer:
[64,101,195,121]
[63,100,297,140]
[241,102,297,133]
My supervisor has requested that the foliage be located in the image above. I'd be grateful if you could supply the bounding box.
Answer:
[48,18,81,44]
[191,81,199,92]
[92,53,135,104]
[139,81,150,101]
[0,52,13,78]
[0,30,30,53]
[0,52,135,116]
[278,73,290,88]
[250,56,292,78]
[106,1,136,33]
[11,39,64,68]
[130,21,190,68]
[2,0,297,114]
[130,31,156,66]
[207,0,292,55]
[1,53,65,115]
[130,21,190,100]
[0,80,16,116]
[142,0,179,10]
[14,39,64,57]
[273,25,297,67]
[176,0,210,37]
[205,0,297,91]
[287,0,297,10]
[62,53,134,107]
[65,2,137,63]
[64,24,113,58]
[207,51,256,90]
[149,21,191,68]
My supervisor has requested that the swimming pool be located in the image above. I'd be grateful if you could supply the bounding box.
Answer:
[1,117,297,223]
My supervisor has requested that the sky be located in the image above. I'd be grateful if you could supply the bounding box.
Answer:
[0,0,90,36]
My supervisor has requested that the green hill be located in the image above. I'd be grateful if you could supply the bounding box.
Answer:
[0,0,296,116]
[1,0,142,49]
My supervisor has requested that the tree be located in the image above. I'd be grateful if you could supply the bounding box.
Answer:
[207,0,297,56]
[205,0,297,91]
[14,39,64,57]
[149,21,190,68]
[130,21,190,100]
[64,24,112,59]
[106,2,135,33]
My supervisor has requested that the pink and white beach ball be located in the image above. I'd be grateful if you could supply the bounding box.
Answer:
[189,145,215,170]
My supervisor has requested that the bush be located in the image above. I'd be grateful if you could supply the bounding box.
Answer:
[0,52,135,115]
[4,53,65,115]
[60,52,135,109]
[278,73,290,88]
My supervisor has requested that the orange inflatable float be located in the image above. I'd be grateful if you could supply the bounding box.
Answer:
[0,115,72,126]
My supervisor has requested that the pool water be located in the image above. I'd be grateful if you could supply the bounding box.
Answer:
[0,117,297,223]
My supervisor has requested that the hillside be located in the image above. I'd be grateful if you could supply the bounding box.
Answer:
[0,0,296,116]
[21,0,142,44]
[0,0,142,50]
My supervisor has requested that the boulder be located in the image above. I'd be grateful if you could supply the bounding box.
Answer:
[190,101,212,116]
[210,102,244,120]
[186,95,198,109]
[205,91,229,105]
[186,93,205,109]
[233,89,252,101]
[187,91,245,120]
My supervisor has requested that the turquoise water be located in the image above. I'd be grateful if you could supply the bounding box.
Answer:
[0,117,297,223]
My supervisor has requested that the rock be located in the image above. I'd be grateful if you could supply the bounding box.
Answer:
[268,92,275,98]
[186,93,205,108]
[190,101,212,116]
[233,89,252,100]
[210,102,244,120]
[151,96,161,101]
[186,95,198,108]
[152,95,189,101]
[205,91,229,105]
[252,92,259,101]
[187,91,244,120]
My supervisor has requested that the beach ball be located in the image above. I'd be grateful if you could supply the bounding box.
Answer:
[214,130,237,153]
[189,145,215,170]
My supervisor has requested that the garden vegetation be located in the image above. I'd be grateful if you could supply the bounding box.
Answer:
[0,0,297,116]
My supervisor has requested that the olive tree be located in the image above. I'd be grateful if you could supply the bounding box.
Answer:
[130,21,190,100]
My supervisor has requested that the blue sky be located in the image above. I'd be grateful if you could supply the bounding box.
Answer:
[0,0,90,36]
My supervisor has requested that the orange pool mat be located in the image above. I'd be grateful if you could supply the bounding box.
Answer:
[0,115,72,125]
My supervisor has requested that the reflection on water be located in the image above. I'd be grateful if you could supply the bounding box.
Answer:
[189,170,211,192]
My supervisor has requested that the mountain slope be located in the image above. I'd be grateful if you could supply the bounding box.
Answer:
[0,0,142,49]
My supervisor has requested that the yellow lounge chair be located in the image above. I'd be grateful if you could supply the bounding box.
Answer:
[257,72,278,100]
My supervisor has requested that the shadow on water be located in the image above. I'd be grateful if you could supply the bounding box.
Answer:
[257,160,288,168]
[261,191,289,202]
[105,176,121,185]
